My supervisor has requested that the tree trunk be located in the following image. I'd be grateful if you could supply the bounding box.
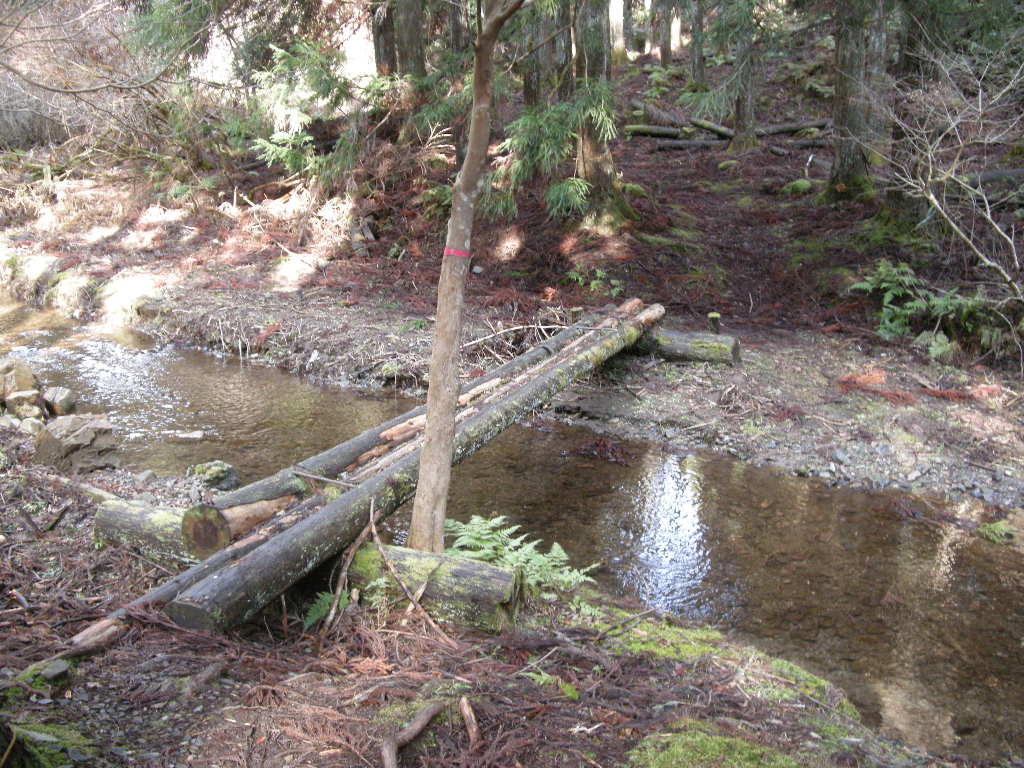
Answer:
[828,1,871,199]
[372,1,397,75]
[450,0,470,52]
[574,0,617,201]
[555,0,575,99]
[349,544,523,632]
[395,0,426,77]
[728,29,758,153]
[610,0,627,65]
[165,303,664,632]
[623,0,635,55]
[521,9,542,107]
[691,0,706,88]
[652,0,671,65]
[408,0,526,554]
[864,0,891,164]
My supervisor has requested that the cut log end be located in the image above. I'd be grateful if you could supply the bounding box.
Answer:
[181,505,234,560]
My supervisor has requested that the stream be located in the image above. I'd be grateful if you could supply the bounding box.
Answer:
[2,301,1022,761]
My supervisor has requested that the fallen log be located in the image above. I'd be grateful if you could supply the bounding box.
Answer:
[638,329,740,364]
[629,99,686,128]
[349,544,522,632]
[691,118,832,140]
[175,319,594,556]
[655,139,728,151]
[625,124,682,139]
[166,303,665,631]
[691,118,734,139]
[94,499,193,565]
[758,118,830,136]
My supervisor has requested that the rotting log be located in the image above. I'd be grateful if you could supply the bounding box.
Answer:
[625,124,682,139]
[175,319,596,552]
[758,119,830,136]
[638,329,740,365]
[165,303,665,632]
[181,495,297,559]
[629,99,686,128]
[94,500,193,565]
[349,544,522,632]
[690,118,735,139]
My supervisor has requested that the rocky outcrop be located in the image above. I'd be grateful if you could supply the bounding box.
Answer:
[0,357,82,436]
[33,415,118,472]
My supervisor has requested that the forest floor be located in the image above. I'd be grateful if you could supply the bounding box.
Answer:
[1,45,1023,767]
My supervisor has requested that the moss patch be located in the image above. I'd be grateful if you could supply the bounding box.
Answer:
[8,721,96,767]
[609,619,725,660]
[629,719,805,768]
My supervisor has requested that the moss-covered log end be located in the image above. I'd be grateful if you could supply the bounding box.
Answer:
[181,505,233,559]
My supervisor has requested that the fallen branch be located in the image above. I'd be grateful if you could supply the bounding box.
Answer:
[381,701,447,768]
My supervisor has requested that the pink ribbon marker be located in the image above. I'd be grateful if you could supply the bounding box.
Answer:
[444,248,472,259]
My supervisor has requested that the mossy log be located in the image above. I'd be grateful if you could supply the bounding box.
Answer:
[628,99,686,128]
[94,499,193,565]
[655,140,729,151]
[176,320,595,546]
[350,544,522,632]
[165,303,664,632]
[625,124,682,139]
[638,329,740,365]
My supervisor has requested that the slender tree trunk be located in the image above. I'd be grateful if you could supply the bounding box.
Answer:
[728,30,758,152]
[828,1,871,198]
[395,0,426,77]
[555,0,575,99]
[575,0,617,199]
[521,9,542,107]
[610,0,627,65]
[658,0,672,65]
[408,0,526,553]
[691,0,706,88]
[864,0,891,164]
[372,0,397,75]
[450,0,470,51]
[623,0,636,55]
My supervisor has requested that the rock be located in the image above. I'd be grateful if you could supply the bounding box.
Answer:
[173,430,205,441]
[43,386,78,415]
[136,469,157,484]
[188,460,240,491]
[34,414,118,473]
[0,357,39,398]
[6,389,43,419]
[0,414,19,430]
[18,417,45,436]
[40,659,72,681]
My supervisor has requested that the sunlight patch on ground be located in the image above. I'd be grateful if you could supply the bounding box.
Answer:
[138,205,187,227]
[81,225,120,244]
[96,271,176,326]
[495,228,524,262]
[271,251,328,292]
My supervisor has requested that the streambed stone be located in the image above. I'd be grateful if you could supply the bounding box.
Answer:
[43,386,78,415]
[6,389,43,419]
[0,357,39,397]
[34,414,118,472]
[188,460,239,491]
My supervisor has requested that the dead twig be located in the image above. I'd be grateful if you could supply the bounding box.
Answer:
[380,700,446,768]
[459,695,481,749]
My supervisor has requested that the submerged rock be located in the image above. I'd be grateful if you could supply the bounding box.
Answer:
[188,460,239,491]
[34,414,118,472]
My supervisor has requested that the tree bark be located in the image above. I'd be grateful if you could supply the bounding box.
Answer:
[610,0,627,65]
[94,500,192,565]
[372,0,397,75]
[521,9,542,107]
[409,0,526,554]
[450,0,470,52]
[864,0,891,164]
[828,1,871,199]
[555,0,574,100]
[574,0,617,200]
[728,29,758,153]
[652,0,671,65]
[349,544,523,632]
[691,0,706,88]
[395,0,426,77]
[165,303,664,632]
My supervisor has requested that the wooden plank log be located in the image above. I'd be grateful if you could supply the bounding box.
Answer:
[349,544,522,632]
[165,303,665,632]
[638,329,740,364]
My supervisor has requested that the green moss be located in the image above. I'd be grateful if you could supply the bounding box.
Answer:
[780,179,814,196]
[610,619,725,660]
[629,719,805,768]
[718,160,740,171]
[978,520,1014,544]
[736,195,755,209]
[8,721,96,767]
[771,659,860,721]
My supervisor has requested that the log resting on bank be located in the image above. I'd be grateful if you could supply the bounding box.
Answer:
[176,320,594,556]
[349,544,522,632]
[94,500,192,565]
[166,303,665,632]
[637,329,740,364]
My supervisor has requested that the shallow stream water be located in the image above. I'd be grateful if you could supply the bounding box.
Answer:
[2,301,1022,760]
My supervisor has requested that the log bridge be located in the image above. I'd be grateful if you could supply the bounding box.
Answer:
[72,300,740,651]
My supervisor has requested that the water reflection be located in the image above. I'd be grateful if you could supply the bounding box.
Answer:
[440,425,1024,760]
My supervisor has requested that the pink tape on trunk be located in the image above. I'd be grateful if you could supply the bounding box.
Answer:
[444,248,472,259]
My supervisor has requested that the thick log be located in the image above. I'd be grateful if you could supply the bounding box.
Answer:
[625,124,682,139]
[638,329,740,364]
[349,544,522,632]
[166,303,665,631]
[655,139,728,151]
[181,495,297,558]
[690,118,734,139]
[94,500,192,564]
[758,118,830,136]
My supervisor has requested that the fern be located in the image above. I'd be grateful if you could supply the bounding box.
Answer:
[445,516,596,594]
[303,590,348,630]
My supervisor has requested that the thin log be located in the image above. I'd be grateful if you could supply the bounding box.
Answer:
[181,495,297,559]
[94,500,192,565]
[349,543,522,633]
[690,118,734,139]
[637,329,741,364]
[165,303,665,632]
[624,124,682,139]
[758,118,830,136]
[655,139,728,151]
